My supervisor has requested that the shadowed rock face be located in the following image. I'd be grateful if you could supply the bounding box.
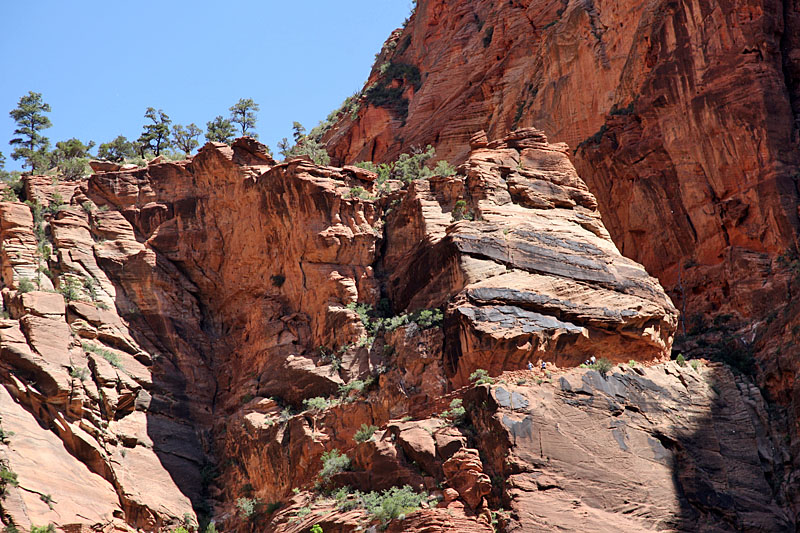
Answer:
[0,134,791,532]
[467,361,795,532]
[321,0,800,419]
[380,129,677,385]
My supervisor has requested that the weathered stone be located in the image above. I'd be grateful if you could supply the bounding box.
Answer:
[442,448,492,509]
[89,160,122,173]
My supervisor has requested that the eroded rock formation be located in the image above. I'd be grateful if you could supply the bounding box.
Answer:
[321,0,800,420]
[0,131,793,532]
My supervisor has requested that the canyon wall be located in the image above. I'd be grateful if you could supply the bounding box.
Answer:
[322,0,800,408]
[1,0,799,530]
[2,133,790,531]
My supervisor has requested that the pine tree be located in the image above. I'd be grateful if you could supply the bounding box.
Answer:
[291,121,306,143]
[8,91,52,173]
[205,116,236,144]
[277,138,291,158]
[50,138,95,166]
[172,123,202,155]
[97,136,135,162]
[50,138,95,180]
[278,122,330,165]
[136,108,172,157]
[229,98,259,137]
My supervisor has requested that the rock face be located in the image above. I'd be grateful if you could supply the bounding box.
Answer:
[322,0,800,410]
[0,194,207,530]
[0,134,794,532]
[382,128,677,385]
[469,361,795,532]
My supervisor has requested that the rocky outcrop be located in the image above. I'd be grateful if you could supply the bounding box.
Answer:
[6,131,800,532]
[0,133,683,531]
[382,128,677,385]
[0,185,208,531]
[322,0,800,412]
[468,361,794,532]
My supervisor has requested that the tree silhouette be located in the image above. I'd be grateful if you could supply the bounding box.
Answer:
[9,91,52,172]
[97,136,135,162]
[172,124,203,155]
[205,116,236,144]
[136,107,172,157]
[229,98,259,137]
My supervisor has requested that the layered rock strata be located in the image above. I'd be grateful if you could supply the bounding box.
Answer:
[3,132,789,532]
[321,0,800,418]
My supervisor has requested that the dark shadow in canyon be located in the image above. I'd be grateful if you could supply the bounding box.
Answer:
[665,364,794,532]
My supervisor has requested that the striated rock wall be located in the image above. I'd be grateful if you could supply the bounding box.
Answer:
[0,182,210,531]
[322,0,800,409]
[0,132,685,531]
[0,132,795,532]
[469,361,795,532]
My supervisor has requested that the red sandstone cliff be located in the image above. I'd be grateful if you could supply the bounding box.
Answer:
[325,0,800,301]
[0,133,792,531]
[321,0,800,454]
[0,2,798,530]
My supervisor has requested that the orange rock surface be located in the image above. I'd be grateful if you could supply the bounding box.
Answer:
[0,131,793,532]
[322,0,800,451]
[326,0,800,308]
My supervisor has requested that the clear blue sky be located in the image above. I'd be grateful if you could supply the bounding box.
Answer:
[0,1,412,170]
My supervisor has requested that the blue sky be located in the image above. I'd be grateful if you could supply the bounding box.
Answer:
[0,1,412,170]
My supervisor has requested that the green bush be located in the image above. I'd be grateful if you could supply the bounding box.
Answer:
[452,199,473,221]
[1,188,18,202]
[278,122,330,165]
[347,187,373,200]
[413,308,443,328]
[593,358,613,377]
[39,493,54,508]
[82,341,122,368]
[334,485,428,525]
[0,426,13,444]
[279,407,294,422]
[236,497,261,518]
[319,449,350,481]
[393,145,435,182]
[310,525,323,533]
[57,275,83,302]
[29,526,55,533]
[440,398,466,426]
[339,380,367,397]
[70,366,89,381]
[0,465,19,489]
[0,169,24,202]
[469,369,494,385]
[17,278,34,294]
[676,353,686,367]
[303,397,331,412]
[354,424,379,443]
[346,302,373,329]
[353,161,393,186]
[433,160,456,177]
[59,157,89,180]
[363,485,428,524]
